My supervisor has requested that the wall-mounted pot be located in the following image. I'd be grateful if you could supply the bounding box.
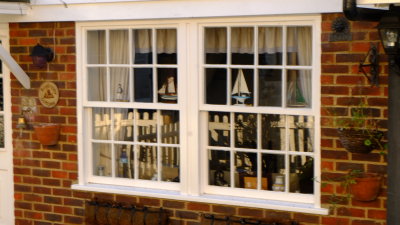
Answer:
[33,123,60,146]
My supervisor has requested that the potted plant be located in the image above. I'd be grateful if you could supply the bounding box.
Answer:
[341,170,383,202]
[33,123,60,146]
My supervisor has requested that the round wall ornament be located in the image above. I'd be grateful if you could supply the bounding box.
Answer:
[38,81,59,108]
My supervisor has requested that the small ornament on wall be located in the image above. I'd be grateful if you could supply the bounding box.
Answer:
[330,17,352,42]
[38,81,59,108]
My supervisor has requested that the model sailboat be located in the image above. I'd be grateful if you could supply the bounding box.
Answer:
[158,75,177,101]
[232,69,251,105]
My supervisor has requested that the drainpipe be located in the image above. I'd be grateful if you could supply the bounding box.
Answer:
[343,0,385,21]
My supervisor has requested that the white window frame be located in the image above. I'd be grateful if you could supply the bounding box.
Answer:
[73,15,327,215]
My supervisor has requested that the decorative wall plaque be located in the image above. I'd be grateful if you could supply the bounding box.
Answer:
[38,81,59,108]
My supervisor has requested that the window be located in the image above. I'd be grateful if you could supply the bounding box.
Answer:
[77,16,322,212]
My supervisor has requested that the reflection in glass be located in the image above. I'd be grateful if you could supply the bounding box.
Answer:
[111,67,130,102]
[114,108,134,141]
[286,70,311,108]
[208,112,230,147]
[115,144,134,178]
[205,27,227,64]
[262,114,285,150]
[134,68,153,102]
[234,113,257,149]
[231,27,254,65]
[109,30,129,64]
[161,110,179,144]
[138,146,157,180]
[0,116,3,148]
[258,69,282,107]
[235,152,257,189]
[290,155,314,194]
[288,115,314,152]
[87,30,106,64]
[156,29,177,64]
[262,154,285,191]
[133,29,153,64]
[93,143,111,177]
[209,150,230,187]
[206,68,227,105]
[287,26,312,66]
[157,68,177,103]
[92,108,111,140]
[231,69,253,106]
[258,27,283,65]
[88,67,107,101]
[161,147,180,182]
[137,110,157,143]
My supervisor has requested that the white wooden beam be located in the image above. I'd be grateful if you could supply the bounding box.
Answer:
[0,44,30,89]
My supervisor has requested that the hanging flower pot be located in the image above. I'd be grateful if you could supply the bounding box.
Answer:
[349,173,382,202]
[34,123,60,146]
[337,128,383,154]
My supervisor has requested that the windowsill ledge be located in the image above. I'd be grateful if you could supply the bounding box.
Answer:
[72,183,329,215]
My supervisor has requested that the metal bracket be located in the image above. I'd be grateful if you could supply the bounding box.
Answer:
[359,44,380,86]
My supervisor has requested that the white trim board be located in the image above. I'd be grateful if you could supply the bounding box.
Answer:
[0,45,30,89]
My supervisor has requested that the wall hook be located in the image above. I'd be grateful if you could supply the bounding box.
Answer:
[359,44,380,86]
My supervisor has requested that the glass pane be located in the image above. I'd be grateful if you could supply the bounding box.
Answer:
[93,143,111,177]
[157,68,177,103]
[138,146,157,180]
[109,30,129,64]
[114,108,134,141]
[258,69,282,107]
[235,152,257,189]
[133,29,152,64]
[209,150,230,187]
[0,116,4,148]
[115,144,134,178]
[288,115,314,152]
[287,26,312,66]
[161,110,179,144]
[134,68,153,102]
[262,114,285,150]
[88,67,107,101]
[157,29,177,64]
[0,77,3,111]
[231,69,253,106]
[111,68,130,102]
[137,109,157,143]
[262,154,285,191]
[231,27,254,65]
[208,111,230,147]
[286,70,311,108]
[234,113,257,149]
[92,108,111,140]
[205,68,227,105]
[258,27,282,65]
[87,30,106,64]
[205,27,227,64]
[161,147,179,182]
[290,156,314,194]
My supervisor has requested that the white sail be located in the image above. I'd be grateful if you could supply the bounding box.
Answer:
[232,69,250,95]
[158,76,176,94]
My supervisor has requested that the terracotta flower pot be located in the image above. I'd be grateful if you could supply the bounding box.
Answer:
[34,123,60,146]
[349,173,382,201]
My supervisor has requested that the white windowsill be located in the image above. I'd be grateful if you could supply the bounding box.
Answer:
[72,183,329,215]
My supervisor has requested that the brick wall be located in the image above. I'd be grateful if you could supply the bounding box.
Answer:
[10,14,388,225]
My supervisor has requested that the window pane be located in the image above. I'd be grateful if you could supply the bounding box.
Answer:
[287,26,312,66]
[157,68,177,103]
[109,30,129,64]
[286,70,311,108]
[234,113,257,149]
[92,108,111,140]
[231,69,253,106]
[235,152,257,189]
[0,77,3,111]
[111,68,130,102]
[161,110,179,144]
[231,27,254,65]
[133,29,153,64]
[206,68,227,105]
[0,116,3,148]
[161,147,179,182]
[290,156,314,194]
[114,108,134,141]
[134,68,153,103]
[93,143,111,177]
[258,69,282,107]
[88,67,107,101]
[137,110,157,143]
[205,27,227,64]
[288,115,314,152]
[208,111,230,147]
[262,114,285,151]
[262,154,285,191]
[258,27,282,65]
[209,149,231,187]
[115,144,134,178]
[87,30,106,64]
[157,29,177,64]
[138,146,158,180]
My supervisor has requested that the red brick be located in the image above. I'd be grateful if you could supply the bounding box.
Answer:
[367,209,386,220]
[321,217,350,225]
[187,202,210,212]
